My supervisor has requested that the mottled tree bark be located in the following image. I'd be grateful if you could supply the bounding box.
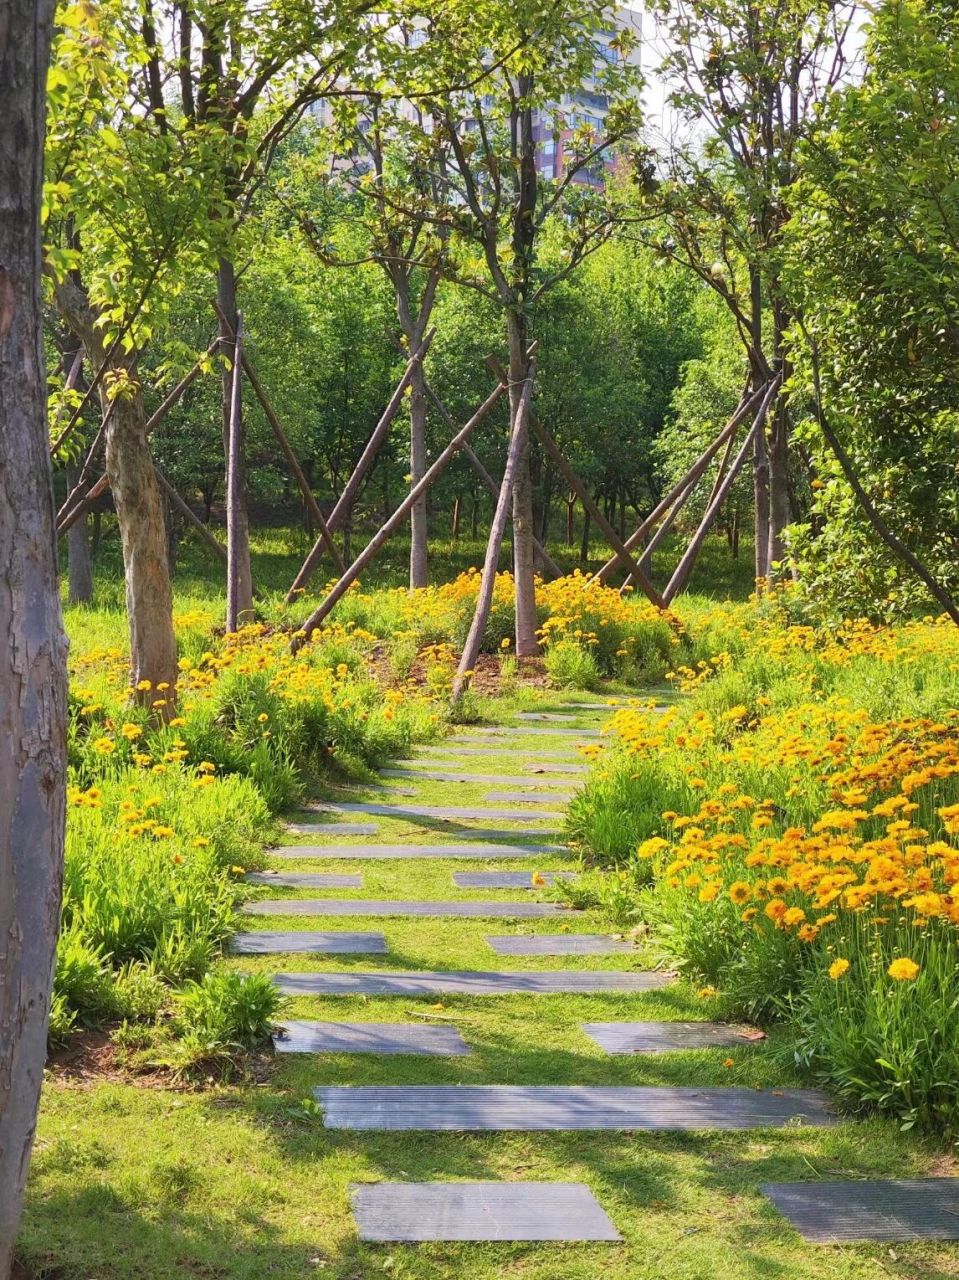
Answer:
[0,1,69,1271]
[508,312,538,656]
[53,279,178,707]
[66,463,93,603]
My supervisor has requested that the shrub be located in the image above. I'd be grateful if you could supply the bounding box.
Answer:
[544,639,600,690]
[173,971,283,1069]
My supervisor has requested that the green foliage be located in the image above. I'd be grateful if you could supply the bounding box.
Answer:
[544,638,600,690]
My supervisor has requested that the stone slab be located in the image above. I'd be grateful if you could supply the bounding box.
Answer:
[381,769,576,788]
[761,1179,959,1243]
[245,872,362,888]
[517,712,604,723]
[274,970,672,996]
[456,726,601,739]
[287,822,378,837]
[273,1020,469,1056]
[351,1181,622,1242]
[486,935,636,955]
[314,1085,835,1131]
[484,790,574,805]
[419,746,580,760]
[453,871,575,889]
[582,1021,761,1054]
[269,843,565,860]
[243,899,578,918]
[524,763,589,775]
[314,802,564,821]
[229,931,386,954]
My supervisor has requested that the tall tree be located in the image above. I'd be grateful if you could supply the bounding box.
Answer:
[399,0,643,651]
[640,0,858,582]
[0,0,69,1270]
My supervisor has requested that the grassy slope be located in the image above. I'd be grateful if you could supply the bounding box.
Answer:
[23,547,959,1280]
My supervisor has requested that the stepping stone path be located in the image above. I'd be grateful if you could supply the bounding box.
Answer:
[452,870,575,889]
[486,934,636,955]
[313,801,565,821]
[352,1182,621,1242]
[288,821,379,836]
[761,1178,959,1243]
[270,842,564,860]
[313,1084,835,1131]
[381,768,577,787]
[582,1021,762,1054]
[231,930,386,955]
[245,872,362,888]
[232,703,884,1249]
[275,1020,469,1056]
[244,898,579,918]
[274,970,670,996]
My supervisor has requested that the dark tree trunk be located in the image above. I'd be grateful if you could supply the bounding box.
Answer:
[66,462,93,603]
[507,311,537,655]
[580,506,592,564]
[470,492,479,537]
[767,395,791,573]
[217,259,253,621]
[754,426,771,584]
[451,494,462,541]
[0,3,69,1270]
[566,491,576,546]
[408,359,428,588]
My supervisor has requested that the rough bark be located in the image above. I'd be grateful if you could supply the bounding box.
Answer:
[52,284,177,706]
[0,1,69,1271]
[66,463,93,603]
[217,259,253,621]
[507,313,538,655]
[766,394,791,573]
[753,424,771,584]
[451,494,462,540]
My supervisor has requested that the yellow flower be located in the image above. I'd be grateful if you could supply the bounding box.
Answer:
[257,712,269,723]
[92,736,115,755]
[120,723,142,741]
[828,958,850,980]
[192,837,211,848]
[136,679,152,691]
[887,957,920,981]
[728,881,752,905]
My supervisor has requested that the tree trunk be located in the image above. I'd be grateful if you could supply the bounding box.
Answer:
[66,463,93,604]
[451,494,462,541]
[580,506,591,564]
[217,259,253,621]
[753,425,771,585]
[452,364,536,699]
[767,395,791,575]
[105,386,179,703]
[566,491,575,546]
[470,493,479,537]
[225,315,251,632]
[0,3,69,1270]
[408,359,428,588]
[507,313,537,655]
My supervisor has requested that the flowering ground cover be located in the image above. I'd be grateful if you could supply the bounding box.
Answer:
[567,599,959,1132]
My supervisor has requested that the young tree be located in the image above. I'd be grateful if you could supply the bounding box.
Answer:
[0,0,69,1270]
[640,0,859,582]
[406,0,643,652]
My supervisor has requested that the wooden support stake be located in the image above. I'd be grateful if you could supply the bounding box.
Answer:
[285,330,436,603]
[57,473,109,536]
[225,315,246,632]
[592,383,765,584]
[421,375,561,578]
[292,376,508,648]
[155,469,227,567]
[451,355,537,702]
[213,303,345,576]
[663,378,780,604]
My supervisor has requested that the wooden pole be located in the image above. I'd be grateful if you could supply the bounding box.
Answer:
[451,354,537,702]
[663,379,780,604]
[213,303,345,576]
[591,383,764,584]
[225,314,246,632]
[421,375,561,578]
[154,469,227,567]
[291,376,508,648]
[57,473,109,536]
[285,329,436,602]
